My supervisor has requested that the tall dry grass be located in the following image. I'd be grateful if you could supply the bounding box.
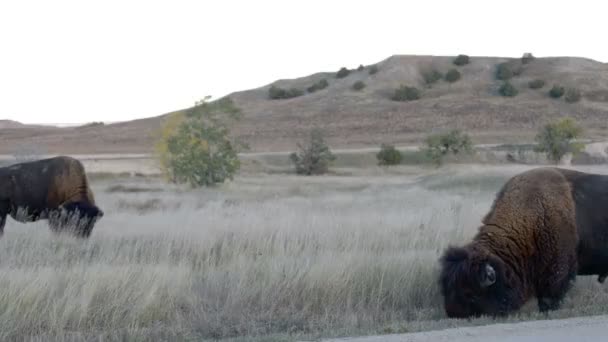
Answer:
[2,165,608,341]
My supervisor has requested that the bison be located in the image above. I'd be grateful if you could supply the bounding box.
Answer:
[0,156,103,237]
[439,167,608,318]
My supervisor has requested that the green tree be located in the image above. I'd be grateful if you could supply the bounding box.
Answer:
[368,65,379,75]
[307,79,329,93]
[352,81,366,91]
[156,96,246,187]
[495,62,513,80]
[422,69,443,86]
[453,54,470,66]
[444,69,462,83]
[534,118,583,164]
[528,79,545,89]
[391,85,421,101]
[336,67,351,78]
[289,128,336,175]
[499,81,518,97]
[269,85,303,99]
[424,130,473,166]
[549,85,565,98]
[376,144,402,166]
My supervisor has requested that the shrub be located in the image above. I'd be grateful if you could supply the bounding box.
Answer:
[352,81,366,91]
[521,52,535,64]
[422,69,443,86]
[534,117,583,163]
[307,79,329,93]
[336,67,351,78]
[424,130,473,166]
[565,87,582,103]
[549,85,565,99]
[156,96,245,187]
[495,62,513,80]
[453,54,470,66]
[499,81,518,97]
[289,128,336,175]
[376,144,402,166]
[444,69,461,83]
[357,64,365,71]
[79,121,105,128]
[368,65,379,75]
[268,85,303,100]
[391,85,421,102]
[528,79,545,89]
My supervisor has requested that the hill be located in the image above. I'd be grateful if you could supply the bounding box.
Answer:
[2,55,608,154]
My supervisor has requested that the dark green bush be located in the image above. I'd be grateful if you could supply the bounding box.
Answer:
[499,81,518,97]
[496,62,513,80]
[453,54,470,66]
[444,69,461,83]
[528,79,545,89]
[289,128,336,175]
[268,85,304,100]
[422,69,443,86]
[424,130,473,166]
[369,65,379,75]
[352,81,366,91]
[357,64,365,71]
[521,52,535,64]
[307,79,329,93]
[565,87,581,103]
[336,67,351,78]
[391,85,421,102]
[376,144,402,166]
[549,85,565,98]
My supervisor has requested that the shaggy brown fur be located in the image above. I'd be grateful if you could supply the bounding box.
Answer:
[439,167,608,318]
[0,156,103,237]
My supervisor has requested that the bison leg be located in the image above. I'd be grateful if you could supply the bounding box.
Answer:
[537,256,577,313]
[0,214,5,237]
[49,201,103,238]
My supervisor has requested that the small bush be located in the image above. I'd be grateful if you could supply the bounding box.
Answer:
[444,69,461,83]
[453,54,470,66]
[289,128,336,175]
[422,69,443,86]
[528,79,545,89]
[424,130,473,166]
[565,87,582,103]
[534,117,583,163]
[521,52,535,64]
[268,85,303,100]
[368,65,379,75]
[357,64,365,71]
[307,79,329,93]
[549,85,565,99]
[352,81,366,91]
[336,67,351,79]
[499,81,518,97]
[495,62,513,80]
[376,144,402,166]
[391,85,421,102]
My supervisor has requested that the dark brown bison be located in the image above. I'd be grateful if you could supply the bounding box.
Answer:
[0,156,103,237]
[439,167,608,318]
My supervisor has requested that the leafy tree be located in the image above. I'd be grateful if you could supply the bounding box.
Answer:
[352,81,366,91]
[391,85,421,101]
[549,85,565,98]
[528,79,545,89]
[453,54,470,66]
[156,96,246,187]
[289,128,336,175]
[444,69,462,83]
[376,144,402,166]
[268,85,303,100]
[534,118,583,164]
[368,65,379,75]
[565,87,582,103]
[495,62,514,80]
[424,130,473,166]
[336,67,351,78]
[499,81,518,97]
[422,69,443,86]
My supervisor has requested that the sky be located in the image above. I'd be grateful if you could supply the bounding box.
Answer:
[0,0,606,125]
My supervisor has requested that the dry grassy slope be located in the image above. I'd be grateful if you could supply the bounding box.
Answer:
[2,55,608,154]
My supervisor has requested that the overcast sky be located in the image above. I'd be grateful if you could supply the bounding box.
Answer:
[1,0,606,124]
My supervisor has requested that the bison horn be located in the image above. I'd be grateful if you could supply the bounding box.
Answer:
[480,263,496,287]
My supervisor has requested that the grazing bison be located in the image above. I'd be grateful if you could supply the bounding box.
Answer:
[439,167,608,318]
[0,156,103,237]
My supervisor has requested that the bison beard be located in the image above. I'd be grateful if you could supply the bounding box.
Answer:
[0,156,103,238]
[438,167,608,318]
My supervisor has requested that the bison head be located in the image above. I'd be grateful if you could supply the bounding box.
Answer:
[439,245,515,318]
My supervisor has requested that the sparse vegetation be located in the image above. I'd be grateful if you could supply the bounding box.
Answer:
[521,52,535,64]
[565,87,582,103]
[549,85,566,99]
[268,85,304,99]
[352,81,366,91]
[534,117,583,163]
[368,65,379,75]
[289,128,336,175]
[422,69,443,86]
[444,69,461,83]
[528,79,546,89]
[376,144,402,166]
[336,67,351,79]
[155,96,245,187]
[453,54,470,66]
[391,85,421,102]
[495,62,513,80]
[307,79,329,93]
[499,81,518,97]
[79,121,105,128]
[424,129,473,165]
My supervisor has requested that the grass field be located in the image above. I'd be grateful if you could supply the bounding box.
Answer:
[3,164,608,341]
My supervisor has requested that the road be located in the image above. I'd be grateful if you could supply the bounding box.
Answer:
[321,315,608,342]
